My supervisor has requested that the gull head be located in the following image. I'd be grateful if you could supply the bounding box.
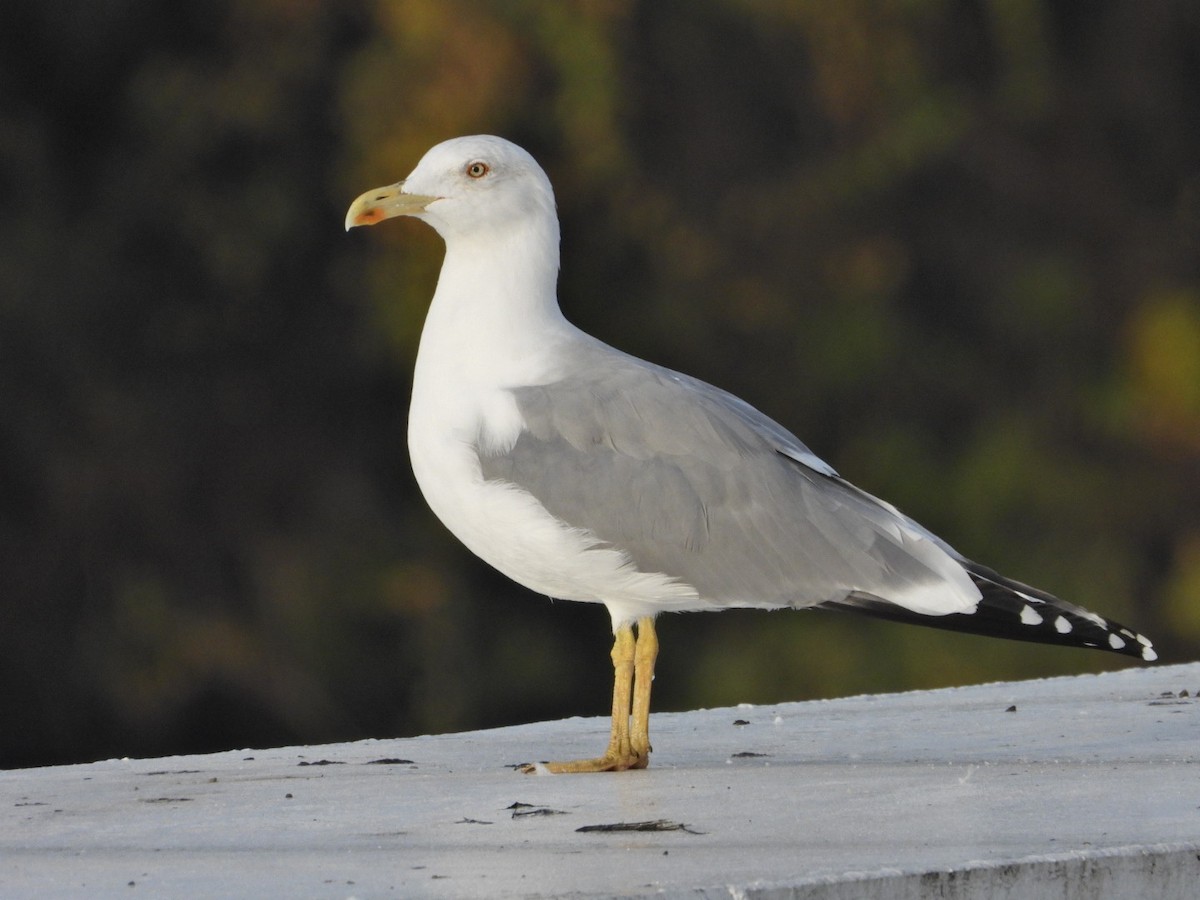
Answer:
[345,135,557,242]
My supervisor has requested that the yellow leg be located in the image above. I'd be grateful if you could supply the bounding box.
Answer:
[630,616,658,760]
[519,618,658,774]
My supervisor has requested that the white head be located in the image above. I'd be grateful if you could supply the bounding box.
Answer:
[346,135,558,244]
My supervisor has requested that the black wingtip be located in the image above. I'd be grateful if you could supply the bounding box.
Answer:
[822,562,1156,662]
[963,563,1157,661]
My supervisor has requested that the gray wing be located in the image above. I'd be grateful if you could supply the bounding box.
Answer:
[477,341,975,613]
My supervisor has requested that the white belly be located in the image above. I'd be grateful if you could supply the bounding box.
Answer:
[406,383,699,628]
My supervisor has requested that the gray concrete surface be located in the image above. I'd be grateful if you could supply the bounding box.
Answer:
[4,662,1198,898]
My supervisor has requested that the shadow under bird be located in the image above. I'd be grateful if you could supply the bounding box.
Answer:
[346,135,1156,774]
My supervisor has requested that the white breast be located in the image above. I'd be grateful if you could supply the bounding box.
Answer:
[405,291,699,628]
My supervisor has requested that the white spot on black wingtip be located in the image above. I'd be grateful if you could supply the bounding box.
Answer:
[1136,634,1156,662]
[1054,615,1072,634]
[1108,633,1127,651]
[1020,605,1043,626]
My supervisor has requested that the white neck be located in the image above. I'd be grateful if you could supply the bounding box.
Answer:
[410,211,581,445]
[430,214,563,348]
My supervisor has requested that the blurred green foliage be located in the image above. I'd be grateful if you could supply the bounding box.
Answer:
[1,0,1197,768]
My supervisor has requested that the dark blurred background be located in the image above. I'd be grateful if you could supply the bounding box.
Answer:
[2,0,1198,769]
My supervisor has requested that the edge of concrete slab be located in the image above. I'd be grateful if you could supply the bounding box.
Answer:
[688,843,1200,900]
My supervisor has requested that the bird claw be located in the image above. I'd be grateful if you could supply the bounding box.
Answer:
[516,752,648,774]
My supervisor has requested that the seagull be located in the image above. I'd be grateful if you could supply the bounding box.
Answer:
[345,135,1157,773]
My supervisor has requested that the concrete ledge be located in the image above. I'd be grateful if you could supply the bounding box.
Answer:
[4,663,1198,898]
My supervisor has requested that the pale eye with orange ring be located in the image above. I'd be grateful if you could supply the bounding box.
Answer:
[466,161,490,178]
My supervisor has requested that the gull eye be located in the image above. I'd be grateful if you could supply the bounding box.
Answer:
[466,161,490,179]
